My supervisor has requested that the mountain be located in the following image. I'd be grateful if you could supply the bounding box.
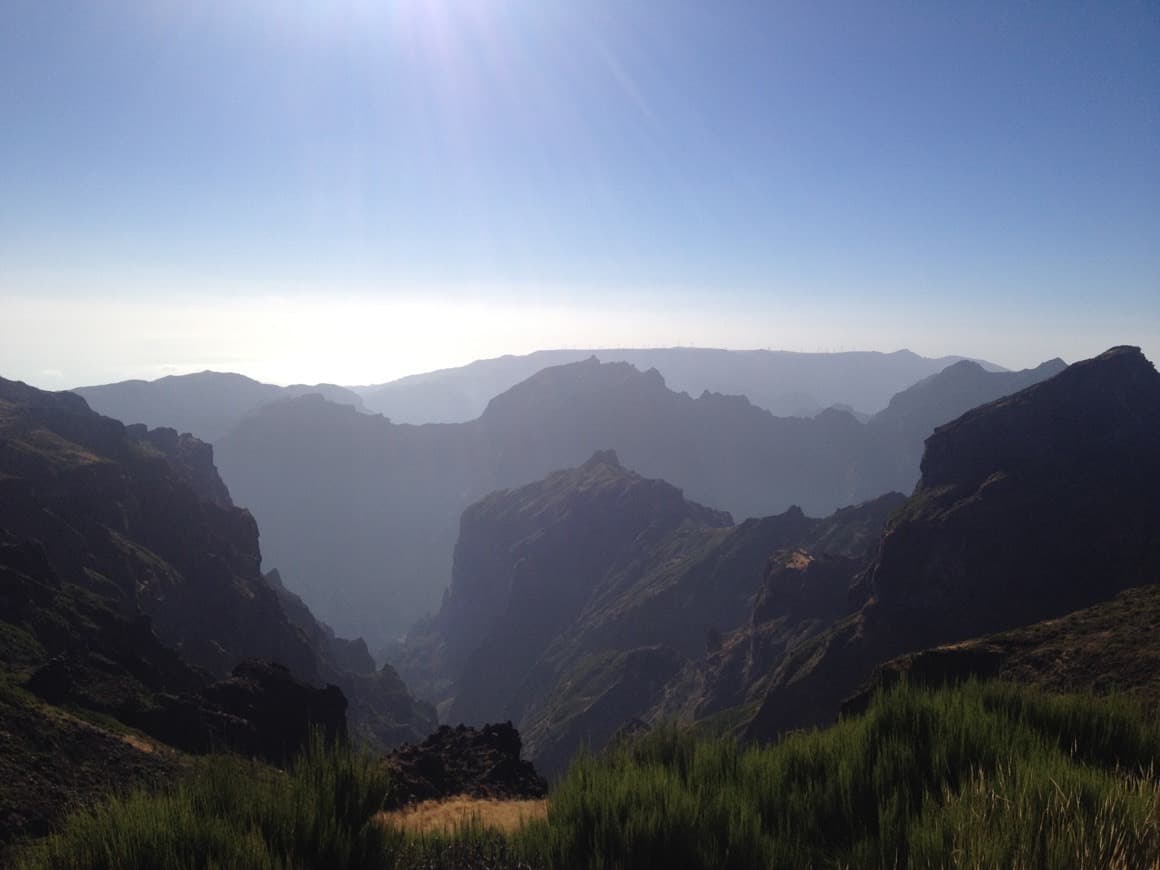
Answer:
[863,356,1068,491]
[0,376,434,754]
[356,347,1005,423]
[744,346,1160,741]
[394,450,904,773]
[73,370,365,443]
[216,356,1057,644]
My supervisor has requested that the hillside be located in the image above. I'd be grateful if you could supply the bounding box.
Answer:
[216,355,1053,643]
[744,346,1160,741]
[356,347,1003,423]
[0,376,434,766]
[845,583,1160,716]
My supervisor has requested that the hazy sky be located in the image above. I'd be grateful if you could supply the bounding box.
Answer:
[2,1,1157,387]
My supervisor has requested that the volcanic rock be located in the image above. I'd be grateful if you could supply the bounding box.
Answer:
[384,722,547,806]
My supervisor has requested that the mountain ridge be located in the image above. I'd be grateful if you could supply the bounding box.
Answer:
[744,346,1160,742]
[215,354,1059,643]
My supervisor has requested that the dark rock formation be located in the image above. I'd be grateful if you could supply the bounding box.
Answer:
[196,661,346,762]
[384,722,547,805]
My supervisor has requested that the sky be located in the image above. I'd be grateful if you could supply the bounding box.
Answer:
[1,1,1158,387]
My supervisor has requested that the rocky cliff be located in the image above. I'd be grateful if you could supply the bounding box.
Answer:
[0,375,433,758]
[745,347,1160,741]
[397,451,903,773]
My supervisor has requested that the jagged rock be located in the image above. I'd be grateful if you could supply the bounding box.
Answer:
[384,722,547,806]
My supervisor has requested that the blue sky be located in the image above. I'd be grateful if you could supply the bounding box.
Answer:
[2,1,1157,386]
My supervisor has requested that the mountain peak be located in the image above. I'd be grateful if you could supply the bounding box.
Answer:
[583,449,622,470]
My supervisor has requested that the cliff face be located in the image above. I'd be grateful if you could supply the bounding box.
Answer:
[871,345,1160,645]
[0,376,316,679]
[745,347,1160,741]
[0,376,433,754]
[397,451,902,773]
[438,450,733,728]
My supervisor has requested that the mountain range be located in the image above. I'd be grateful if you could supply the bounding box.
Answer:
[213,354,1061,643]
[391,346,1160,772]
[73,371,365,444]
[354,347,1005,423]
[72,348,1005,446]
[2,343,1158,851]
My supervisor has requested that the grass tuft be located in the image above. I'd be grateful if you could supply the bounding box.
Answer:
[18,731,401,870]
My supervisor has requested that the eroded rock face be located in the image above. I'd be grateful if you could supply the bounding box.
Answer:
[384,722,547,805]
[746,347,1160,742]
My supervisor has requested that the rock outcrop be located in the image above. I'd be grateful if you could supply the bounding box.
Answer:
[384,722,547,805]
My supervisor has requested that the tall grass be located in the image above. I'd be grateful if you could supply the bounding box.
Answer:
[18,733,402,870]
[18,681,1160,869]
[514,680,1160,869]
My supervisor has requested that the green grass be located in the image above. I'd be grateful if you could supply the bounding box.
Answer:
[17,681,1160,869]
[513,680,1160,869]
[17,734,403,870]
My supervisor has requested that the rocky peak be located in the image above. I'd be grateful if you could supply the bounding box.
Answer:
[583,448,622,470]
[126,424,234,508]
[920,345,1160,490]
[746,347,1160,742]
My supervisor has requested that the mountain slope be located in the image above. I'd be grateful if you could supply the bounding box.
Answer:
[0,376,434,752]
[744,346,1160,741]
[73,371,365,443]
[844,583,1160,717]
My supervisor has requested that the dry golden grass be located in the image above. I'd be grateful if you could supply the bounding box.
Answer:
[119,733,157,754]
[377,796,548,835]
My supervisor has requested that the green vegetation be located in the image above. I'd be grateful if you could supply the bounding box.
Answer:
[18,682,1160,869]
[17,735,402,870]
[522,681,1159,869]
